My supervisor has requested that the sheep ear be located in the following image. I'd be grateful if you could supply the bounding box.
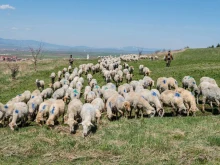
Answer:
[89,122,94,127]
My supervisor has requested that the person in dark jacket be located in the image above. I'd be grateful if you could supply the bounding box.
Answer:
[164,51,173,67]
[69,55,74,66]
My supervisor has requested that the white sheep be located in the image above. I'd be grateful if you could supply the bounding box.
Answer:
[57,71,62,81]
[126,73,133,83]
[36,79,45,91]
[27,95,43,120]
[40,88,53,100]
[50,72,56,84]
[87,74,93,83]
[86,91,96,103]
[46,99,65,126]
[143,67,151,76]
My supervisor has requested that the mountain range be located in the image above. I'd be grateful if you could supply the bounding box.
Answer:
[0,37,159,53]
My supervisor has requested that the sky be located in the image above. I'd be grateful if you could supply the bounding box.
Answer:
[0,0,220,49]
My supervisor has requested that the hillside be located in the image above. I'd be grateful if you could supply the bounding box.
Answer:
[0,48,220,164]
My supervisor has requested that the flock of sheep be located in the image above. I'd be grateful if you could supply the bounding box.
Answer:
[0,55,219,137]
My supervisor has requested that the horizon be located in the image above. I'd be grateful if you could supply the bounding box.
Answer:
[0,0,220,49]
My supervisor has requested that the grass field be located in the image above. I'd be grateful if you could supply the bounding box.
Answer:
[1,48,220,164]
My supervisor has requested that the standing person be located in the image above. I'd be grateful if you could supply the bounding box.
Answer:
[165,50,173,67]
[69,54,74,66]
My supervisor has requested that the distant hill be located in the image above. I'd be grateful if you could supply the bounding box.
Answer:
[0,37,159,53]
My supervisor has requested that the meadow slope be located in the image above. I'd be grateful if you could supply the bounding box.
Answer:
[0,48,220,164]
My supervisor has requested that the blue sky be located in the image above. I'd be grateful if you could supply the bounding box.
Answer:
[0,0,220,49]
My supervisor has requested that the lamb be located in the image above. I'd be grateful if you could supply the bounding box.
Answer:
[139,65,144,74]
[80,103,97,137]
[64,99,83,133]
[57,71,62,81]
[160,90,187,116]
[140,90,164,117]
[182,76,199,95]
[27,95,43,120]
[167,77,178,90]
[49,81,62,91]
[40,88,53,100]
[106,94,131,120]
[143,67,151,76]
[91,98,104,124]
[87,74,93,83]
[46,99,65,126]
[86,91,96,103]
[35,99,56,125]
[156,77,169,93]
[8,102,28,131]
[36,79,45,91]
[124,92,155,118]
[84,86,91,100]
[126,73,133,83]
[50,72,56,84]
[175,88,199,116]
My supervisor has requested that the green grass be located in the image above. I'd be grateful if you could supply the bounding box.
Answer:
[1,48,220,164]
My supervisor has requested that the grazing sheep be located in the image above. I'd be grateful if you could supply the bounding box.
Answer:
[78,77,84,85]
[128,66,134,74]
[176,88,199,116]
[70,89,81,100]
[65,72,70,80]
[64,99,83,133]
[57,71,62,81]
[92,85,101,98]
[102,89,118,103]
[80,103,97,137]
[50,72,56,84]
[35,99,56,125]
[139,65,144,74]
[40,88,53,100]
[123,69,129,76]
[114,74,120,86]
[46,99,65,126]
[167,77,178,90]
[156,77,168,93]
[76,81,83,92]
[86,91,96,103]
[62,68,67,75]
[60,78,69,86]
[27,95,43,120]
[36,79,45,91]
[68,65,72,73]
[8,102,28,131]
[143,76,154,89]
[143,67,151,76]
[200,77,218,86]
[87,74,93,83]
[124,92,155,118]
[89,79,98,88]
[91,98,104,124]
[182,76,199,95]
[106,94,131,120]
[13,90,31,103]
[106,83,116,91]
[126,73,133,83]
[31,90,41,99]
[160,90,187,116]
[49,81,62,91]
[52,86,67,100]
[70,76,79,88]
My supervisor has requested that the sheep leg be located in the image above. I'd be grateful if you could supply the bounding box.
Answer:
[202,96,206,113]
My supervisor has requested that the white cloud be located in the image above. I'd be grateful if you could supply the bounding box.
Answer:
[25,28,31,31]
[11,27,18,30]
[0,4,15,10]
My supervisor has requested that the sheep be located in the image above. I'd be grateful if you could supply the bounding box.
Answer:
[70,76,79,88]
[126,73,133,83]
[50,72,56,84]
[60,78,69,86]
[156,77,169,93]
[117,70,123,82]
[123,69,129,76]
[200,77,218,86]
[62,68,67,75]
[130,80,140,90]
[143,67,151,76]
[49,81,62,91]
[87,74,93,83]
[78,77,84,85]
[80,103,97,137]
[143,76,154,89]
[27,95,43,120]
[118,85,128,97]
[35,99,56,125]
[102,89,118,103]
[128,66,134,74]
[160,90,187,116]
[106,83,116,91]
[13,90,31,103]
[182,76,199,95]
[167,77,178,90]
[78,68,83,77]
[89,79,98,88]
[197,82,220,114]
[114,74,120,87]
[64,99,83,133]
[46,99,65,126]
[76,81,83,92]
[92,85,101,98]
[124,92,155,118]
[175,88,199,116]
[57,71,62,81]
[84,86,91,100]
[8,102,28,131]
[65,72,70,80]
[36,79,45,91]
[91,98,105,124]
[68,65,72,73]
[70,89,80,100]
[52,86,67,100]
[40,88,53,100]
[151,89,161,98]
[86,91,96,103]
[140,90,164,117]
[106,94,131,120]
[63,87,73,102]
[31,90,41,99]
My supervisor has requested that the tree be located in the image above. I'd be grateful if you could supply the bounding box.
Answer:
[211,45,214,48]
[29,43,44,71]
[216,43,220,48]
[7,62,19,80]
